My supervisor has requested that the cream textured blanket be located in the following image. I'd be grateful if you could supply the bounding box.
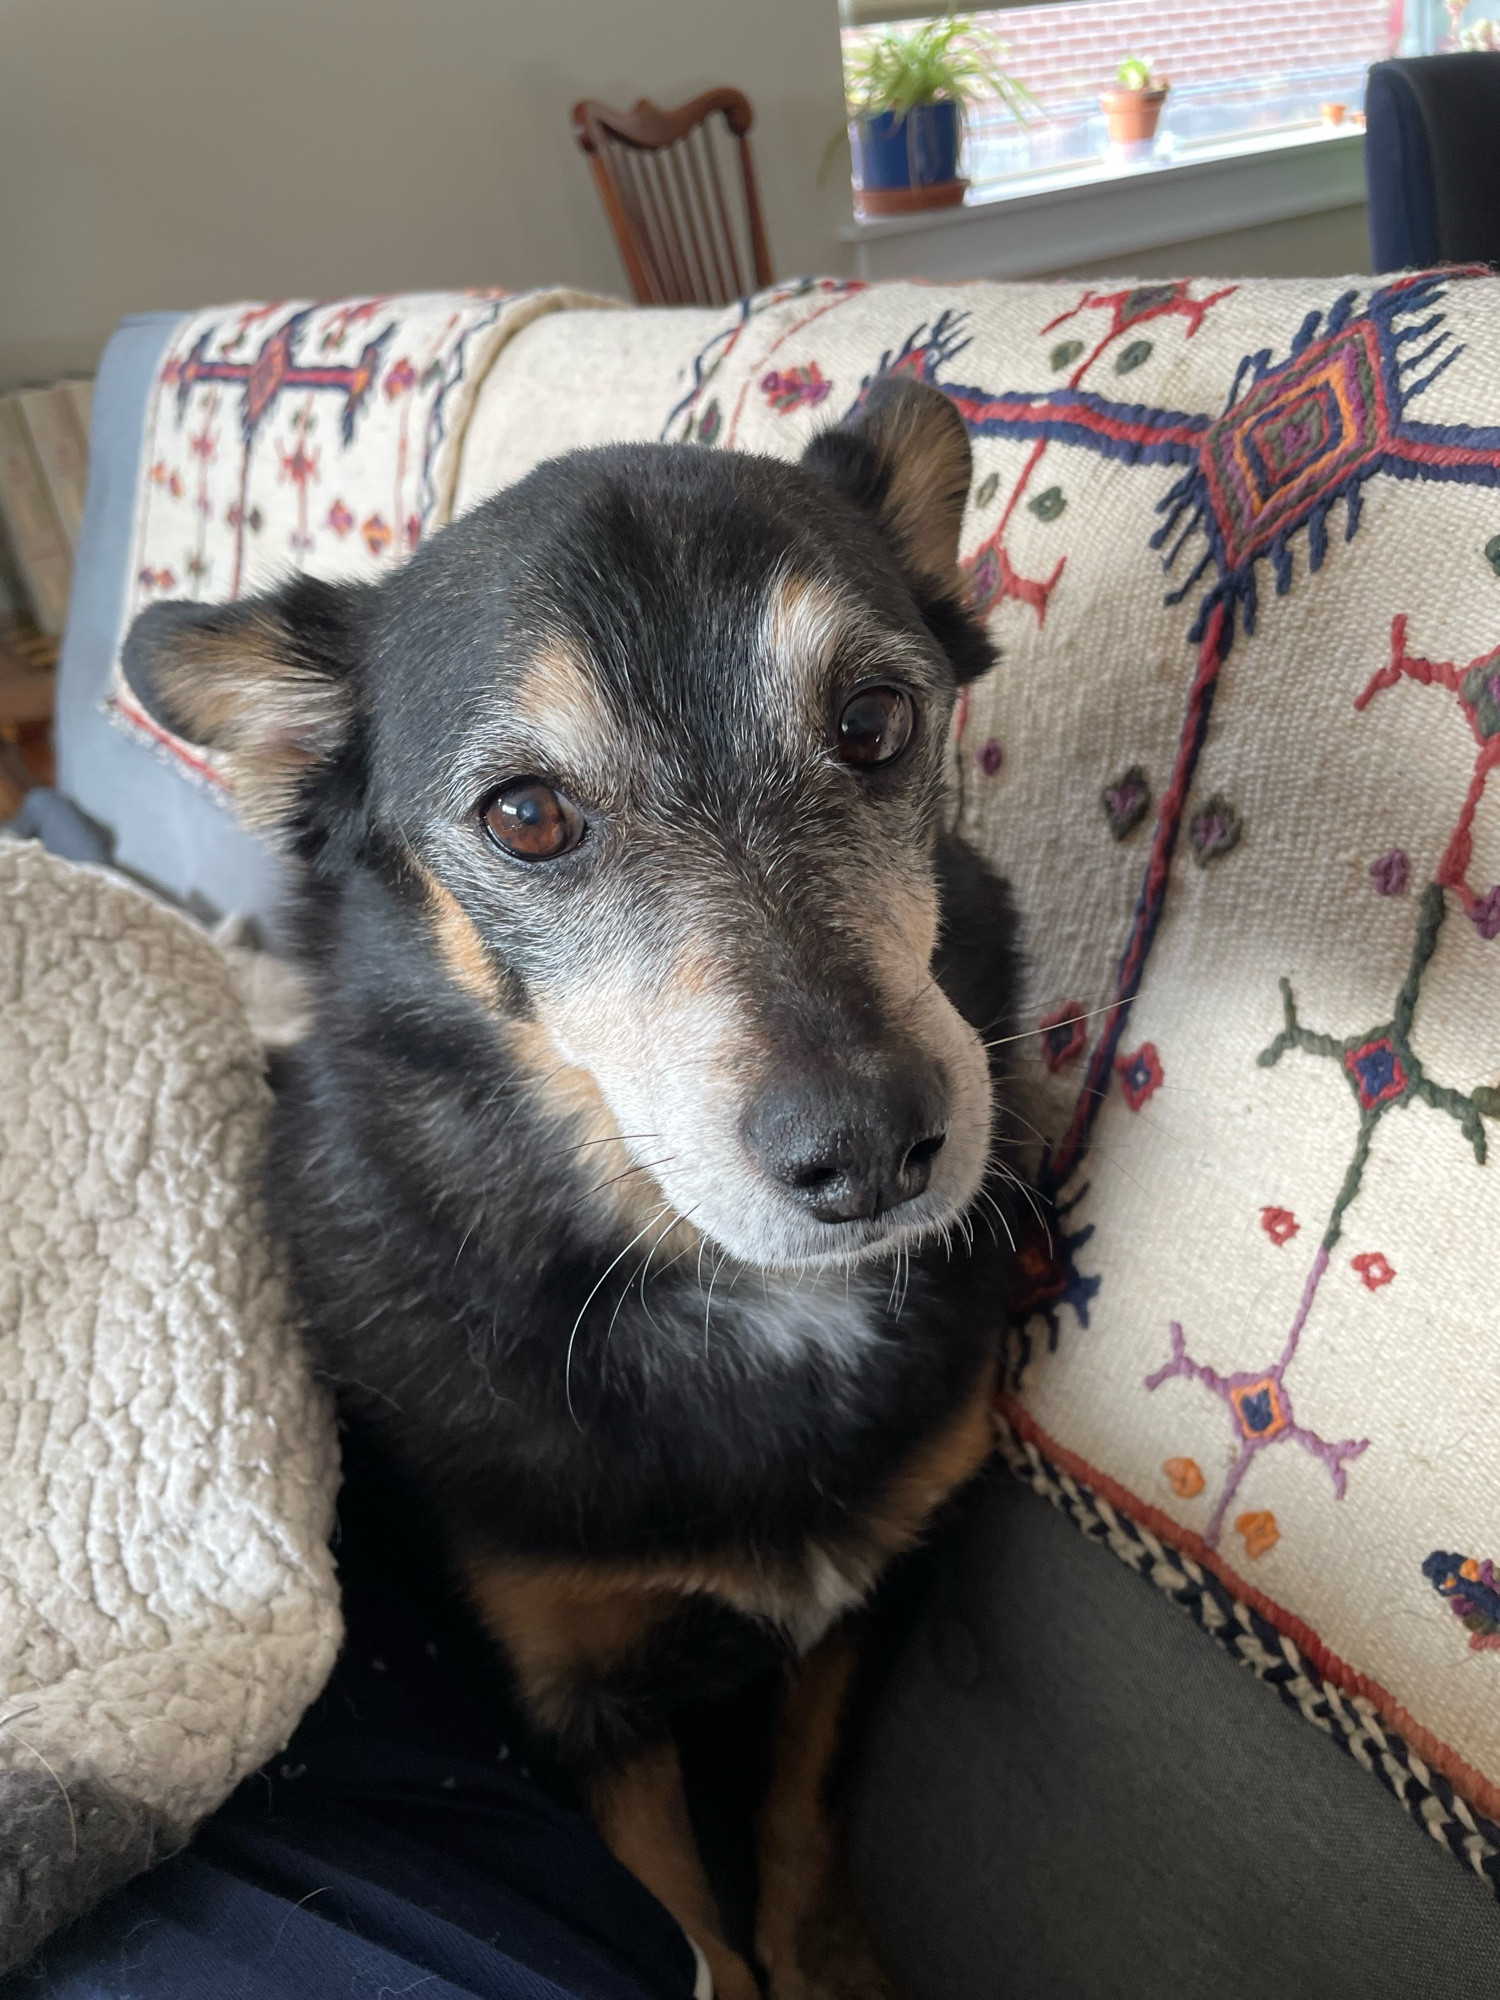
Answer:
[0,843,341,1970]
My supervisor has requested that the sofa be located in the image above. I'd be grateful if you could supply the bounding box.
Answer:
[9,273,1500,1997]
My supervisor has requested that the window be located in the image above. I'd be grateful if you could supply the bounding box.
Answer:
[839,0,1455,202]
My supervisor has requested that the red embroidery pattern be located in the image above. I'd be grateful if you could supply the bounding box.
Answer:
[1039,1002,1088,1073]
[1355,615,1500,940]
[1352,1251,1396,1291]
[1116,1042,1164,1110]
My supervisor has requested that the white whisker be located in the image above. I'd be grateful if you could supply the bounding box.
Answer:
[982,1000,1123,1053]
[565,1204,672,1430]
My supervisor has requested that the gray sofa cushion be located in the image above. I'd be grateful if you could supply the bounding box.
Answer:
[851,1471,1500,2000]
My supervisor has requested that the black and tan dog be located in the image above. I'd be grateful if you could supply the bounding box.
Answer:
[124,376,1020,2000]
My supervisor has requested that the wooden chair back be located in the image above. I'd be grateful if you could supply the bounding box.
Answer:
[572,89,774,307]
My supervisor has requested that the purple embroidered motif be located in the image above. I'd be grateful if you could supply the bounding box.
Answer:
[978,737,1004,776]
[1189,792,1242,865]
[1145,1247,1370,1548]
[1369,847,1409,896]
[1102,765,1151,838]
[1471,885,1500,939]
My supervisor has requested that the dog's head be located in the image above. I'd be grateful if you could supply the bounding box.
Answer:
[125,378,999,1271]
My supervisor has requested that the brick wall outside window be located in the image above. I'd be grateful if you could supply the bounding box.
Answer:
[845,0,1399,126]
[973,0,1398,109]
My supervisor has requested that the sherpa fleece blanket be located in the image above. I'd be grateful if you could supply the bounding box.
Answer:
[0,842,340,1972]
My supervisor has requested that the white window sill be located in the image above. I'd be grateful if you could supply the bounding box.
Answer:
[839,125,1366,281]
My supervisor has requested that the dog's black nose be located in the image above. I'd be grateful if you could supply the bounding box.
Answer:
[743,1069,948,1223]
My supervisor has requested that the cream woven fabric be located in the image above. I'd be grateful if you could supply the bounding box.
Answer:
[108,288,622,783]
[0,843,341,1966]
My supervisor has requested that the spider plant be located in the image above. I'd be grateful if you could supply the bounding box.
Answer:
[844,13,1036,128]
[1112,55,1164,92]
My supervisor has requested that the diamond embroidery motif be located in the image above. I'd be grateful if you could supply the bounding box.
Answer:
[1201,319,1390,570]
[1345,1036,1407,1110]
[1231,1377,1289,1440]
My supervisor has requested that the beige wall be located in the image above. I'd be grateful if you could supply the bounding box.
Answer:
[0,0,854,388]
[0,1,1371,392]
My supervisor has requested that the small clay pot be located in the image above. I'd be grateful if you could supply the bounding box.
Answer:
[855,178,968,217]
[1099,84,1168,146]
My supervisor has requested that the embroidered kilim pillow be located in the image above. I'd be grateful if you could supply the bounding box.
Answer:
[114,271,1500,1892]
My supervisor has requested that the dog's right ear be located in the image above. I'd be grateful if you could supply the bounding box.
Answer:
[122,574,371,851]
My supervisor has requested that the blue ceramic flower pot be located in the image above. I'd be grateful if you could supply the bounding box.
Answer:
[850,99,962,191]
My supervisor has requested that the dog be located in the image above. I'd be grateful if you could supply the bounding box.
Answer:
[124,375,1020,2000]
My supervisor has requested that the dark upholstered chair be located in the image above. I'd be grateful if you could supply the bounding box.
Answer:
[1365,52,1500,271]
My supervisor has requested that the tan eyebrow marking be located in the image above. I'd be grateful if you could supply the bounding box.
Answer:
[758,571,942,770]
[762,573,858,681]
[512,634,621,776]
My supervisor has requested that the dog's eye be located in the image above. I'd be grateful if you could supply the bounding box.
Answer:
[482,779,586,860]
[835,685,915,768]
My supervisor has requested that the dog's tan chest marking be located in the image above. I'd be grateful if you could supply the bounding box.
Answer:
[464,1350,998,1727]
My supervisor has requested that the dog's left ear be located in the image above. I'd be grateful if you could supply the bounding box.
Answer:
[801,375,994,683]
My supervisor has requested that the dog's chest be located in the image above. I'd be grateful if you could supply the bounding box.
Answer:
[707,1266,894,1371]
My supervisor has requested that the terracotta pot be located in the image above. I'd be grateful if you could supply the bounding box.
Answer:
[855,178,968,218]
[1099,85,1168,145]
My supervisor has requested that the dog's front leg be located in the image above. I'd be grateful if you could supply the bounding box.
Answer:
[593,1741,759,2000]
[466,1558,759,2000]
[756,1626,895,2000]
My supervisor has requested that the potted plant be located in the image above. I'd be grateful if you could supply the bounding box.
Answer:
[1100,56,1169,149]
[838,13,1034,217]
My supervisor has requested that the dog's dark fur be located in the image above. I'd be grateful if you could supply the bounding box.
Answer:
[124,377,1019,2000]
